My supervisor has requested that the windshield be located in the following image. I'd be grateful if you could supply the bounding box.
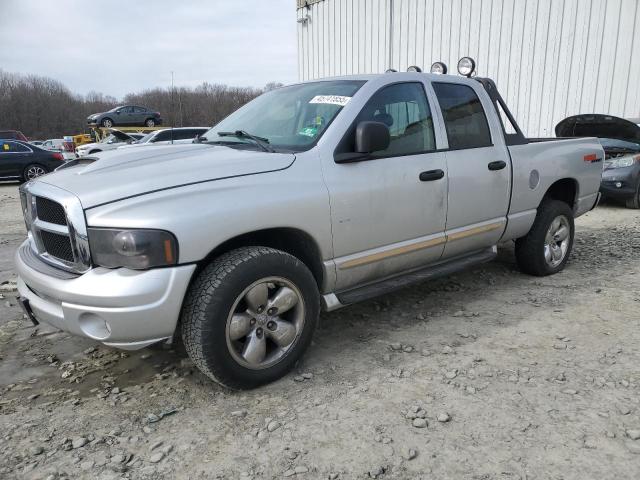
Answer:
[136,132,157,144]
[99,134,115,144]
[108,106,123,113]
[203,80,366,152]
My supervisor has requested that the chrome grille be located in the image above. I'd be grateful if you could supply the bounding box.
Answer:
[35,196,67,225]
[20,182,91,274]
[40,230,74,262]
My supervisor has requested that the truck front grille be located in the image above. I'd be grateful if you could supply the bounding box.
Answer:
[35,196,67,225]
[39,230,75,262]
[20,183,92,274]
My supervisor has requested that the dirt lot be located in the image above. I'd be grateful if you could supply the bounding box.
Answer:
[0,182,639,480]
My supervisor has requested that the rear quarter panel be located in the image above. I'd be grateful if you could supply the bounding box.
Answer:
[504,138,603,240]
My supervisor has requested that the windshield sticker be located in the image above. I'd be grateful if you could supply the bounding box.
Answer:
[309,95,352,106]
[298,126,318,137]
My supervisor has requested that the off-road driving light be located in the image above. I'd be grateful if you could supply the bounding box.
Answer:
[457,57,476,77]
[88,228,178,269]
[407,65,422,72]
[385,68,398,73]
[430,62,448,75]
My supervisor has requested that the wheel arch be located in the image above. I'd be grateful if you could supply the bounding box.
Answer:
[542,178,579,212]
[196,227,325,290]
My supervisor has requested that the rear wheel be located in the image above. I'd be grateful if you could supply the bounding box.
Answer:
[101,118,113,128]
[145,118,156,127]
[181,246,319,389]
[625,183,640,209]
[23,164,48,181]
[515,199,574,276]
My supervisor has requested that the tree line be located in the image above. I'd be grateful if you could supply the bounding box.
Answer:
[0,70,279,140]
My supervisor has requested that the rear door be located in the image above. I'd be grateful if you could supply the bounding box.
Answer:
[133,106,147,124]
[431,81,511,258]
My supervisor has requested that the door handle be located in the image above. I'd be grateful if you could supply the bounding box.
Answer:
[488,160,507,171]
[419,169,445,181]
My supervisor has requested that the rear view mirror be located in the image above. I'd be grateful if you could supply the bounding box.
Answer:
[355,121,390,153]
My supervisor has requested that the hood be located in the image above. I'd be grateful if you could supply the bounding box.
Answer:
[110,129,136,142]
[38,144,295,208]
[555,114,640,144]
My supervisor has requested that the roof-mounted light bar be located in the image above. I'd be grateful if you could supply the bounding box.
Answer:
[457,57,476,77]
[430,62,448,75]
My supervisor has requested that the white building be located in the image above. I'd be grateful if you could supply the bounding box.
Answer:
[296,0,640,137]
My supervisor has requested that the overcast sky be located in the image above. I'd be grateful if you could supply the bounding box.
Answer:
[0,0,298,99]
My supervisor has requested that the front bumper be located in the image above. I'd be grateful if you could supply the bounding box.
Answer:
[15,241,196,350]
[600,167,638,200]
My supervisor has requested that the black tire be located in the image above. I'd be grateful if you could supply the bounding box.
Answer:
[180,246,320,389]
[625,183,640,209]
[515,199,575,276]
[101,117,114,128]
[145,118,155,127]
[88,149,101,154]
[22,163,48,182]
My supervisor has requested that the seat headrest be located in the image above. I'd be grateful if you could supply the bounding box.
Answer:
[373,112,394,127]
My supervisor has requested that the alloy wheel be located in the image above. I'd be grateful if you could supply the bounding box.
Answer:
[26,166,46,180]
[225,277,305,370]
[544,215,570,267]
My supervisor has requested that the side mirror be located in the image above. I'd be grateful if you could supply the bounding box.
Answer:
[355,121,390,154]
[335,121,391,164]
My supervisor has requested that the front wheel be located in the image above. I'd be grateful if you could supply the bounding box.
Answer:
[515,199,575,276]
[181,246,320,389]
[101,118,113,128]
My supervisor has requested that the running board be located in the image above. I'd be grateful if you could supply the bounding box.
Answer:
[334,247,497,307]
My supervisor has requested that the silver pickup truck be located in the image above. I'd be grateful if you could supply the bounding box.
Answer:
[16,62,603,388]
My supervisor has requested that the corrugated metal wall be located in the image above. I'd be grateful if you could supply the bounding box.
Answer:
[297,0,640,137]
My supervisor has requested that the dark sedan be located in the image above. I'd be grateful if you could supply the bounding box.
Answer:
[556,114,640,209]
[87,106,163,128]
[0,140,66,182]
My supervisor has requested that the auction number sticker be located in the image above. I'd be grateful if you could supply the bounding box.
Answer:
[309,95,352,106]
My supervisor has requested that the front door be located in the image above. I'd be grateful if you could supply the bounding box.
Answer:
[431,81,511,258]
[323,81,449,291]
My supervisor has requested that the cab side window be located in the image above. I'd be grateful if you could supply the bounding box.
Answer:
[153,131,173,142]
[432,83,492,150]
[356,82,436,158]
[1,141,28,152]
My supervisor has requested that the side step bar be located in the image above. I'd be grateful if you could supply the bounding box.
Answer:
[333,247,497,307]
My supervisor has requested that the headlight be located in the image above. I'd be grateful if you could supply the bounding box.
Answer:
[607,154,640,169]
[88,228,178,269]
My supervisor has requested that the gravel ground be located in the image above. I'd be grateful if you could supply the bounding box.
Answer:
[0,183,639,480]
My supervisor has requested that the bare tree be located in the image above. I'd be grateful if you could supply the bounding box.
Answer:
[0,70,271,140]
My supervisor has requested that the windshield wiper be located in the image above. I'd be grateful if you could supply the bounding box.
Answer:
[217,130,274,152]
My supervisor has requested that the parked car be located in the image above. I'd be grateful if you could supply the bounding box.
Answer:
[87,106,162,128]
[0,130,28,141]
[40,138,76,161]
[16,61,603,389]
[76,130,145,157]
[0,140,66,181]
[556,114,640,208]
[117,127,209,149]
